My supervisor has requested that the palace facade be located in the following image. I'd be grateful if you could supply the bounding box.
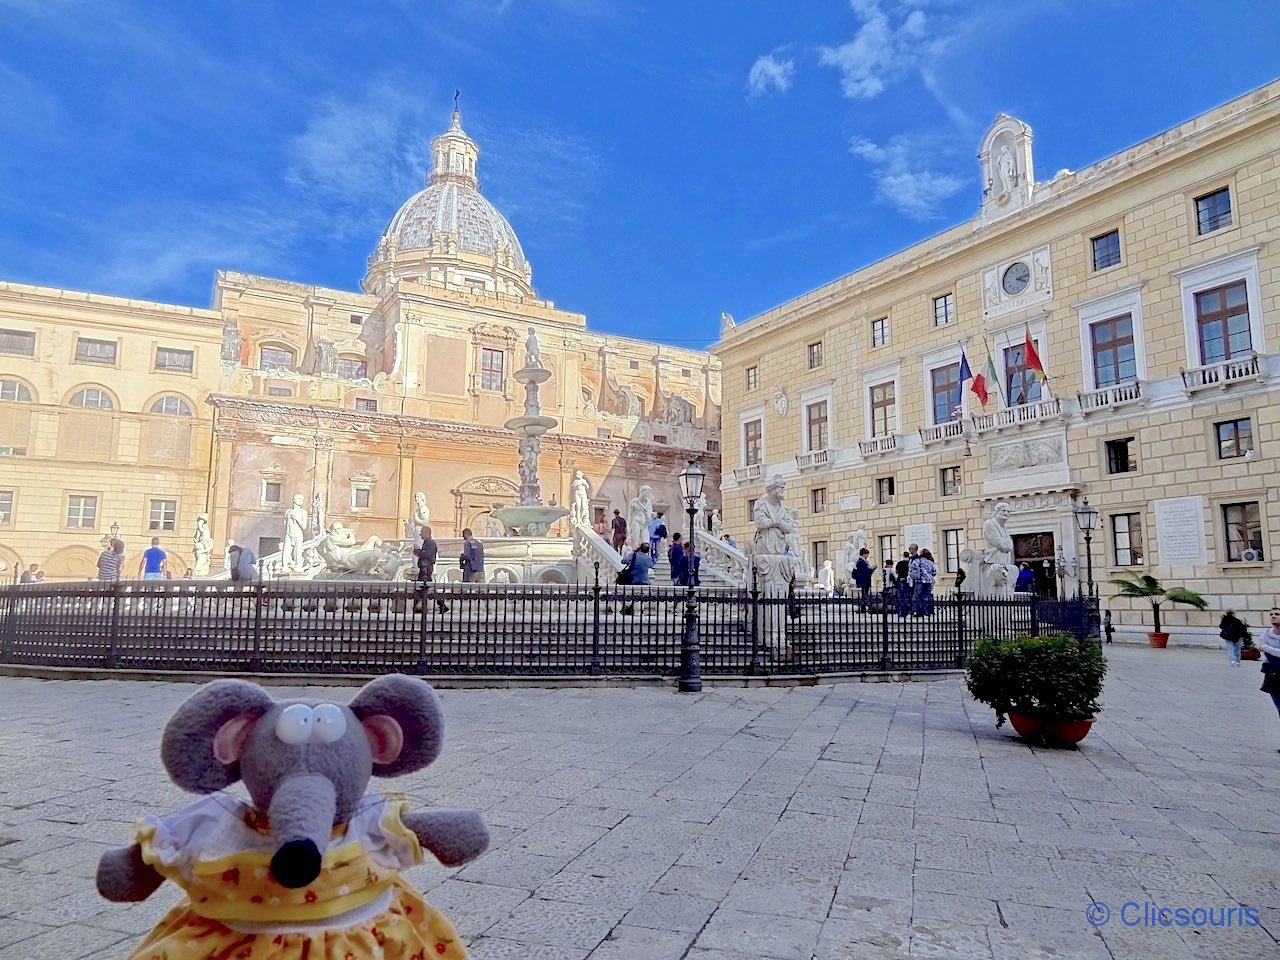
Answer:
[715,81,1280,634]
[0,109,720,579]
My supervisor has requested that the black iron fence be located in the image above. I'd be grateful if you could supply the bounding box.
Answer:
[0,573,1099,679]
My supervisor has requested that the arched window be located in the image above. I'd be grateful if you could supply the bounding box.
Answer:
[70,387,114,410]
[150,396,193,417]
[0,379,32,402]
[259,345,296,372]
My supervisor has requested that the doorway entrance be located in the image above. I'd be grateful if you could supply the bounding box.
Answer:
[1013,531,1057,597]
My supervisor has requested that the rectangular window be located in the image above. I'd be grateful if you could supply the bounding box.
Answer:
[75,338,118,365]
[597,427,612,439]
[1222,501,1263,562]
[1195,281,1251,364]
[1111,513,1144,566]
[878,534,897,567]
[262,481,283,505]
[148,498,177,532]
[706,439,720,453]
[350,314,364,325]
[807,341,824,369]
[875,476,895,505]
[1195,187,1232,235]
[353,488,372,509]
[681,367,691,378]
[1215,418,1253,460]
[812,540,828,572]
[1003,341,1042,406]
[810,487,827,514]
[628,359,640,370]
[1091,230,1121,270]
[744,419,762,466]
[943,529,964,574]
[1105,437,1135,474]
[0,329,36,356]
[154,347,195,374]
[745,366,759,391]
[259,346,295,371]
[940,466,962,497]
[871,317,888,347]
[805,400,828,451]
[355,397,378,413]
[932,294,954,327]
[266,386,294,398]
[480,348,505,391]
[747,498,758,520]
[869,381,895,437]
[930,363,962,424]
[652,434,668,444]
[337,357,369,379]
[0,490,12,525]
[1090,315,1136,388]
[66,494,97,529]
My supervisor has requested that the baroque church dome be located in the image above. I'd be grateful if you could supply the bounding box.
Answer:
[363,108,535,298]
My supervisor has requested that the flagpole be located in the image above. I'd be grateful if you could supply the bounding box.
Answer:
[984,334,1009,408]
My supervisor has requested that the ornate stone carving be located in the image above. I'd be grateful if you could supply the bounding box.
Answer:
[989,437,1064,473]
[773,386,789,417]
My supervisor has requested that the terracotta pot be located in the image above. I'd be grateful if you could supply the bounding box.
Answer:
[1048,718,1094,746]
[1242,648,1261,661]
[1148,632,1169,648]
[1008,711,1042,739]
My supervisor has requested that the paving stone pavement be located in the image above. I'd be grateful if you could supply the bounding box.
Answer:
[1,643,1278,959]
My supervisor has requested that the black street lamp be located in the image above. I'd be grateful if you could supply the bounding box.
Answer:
[677,459,705,693]
[1074,498,1097,598]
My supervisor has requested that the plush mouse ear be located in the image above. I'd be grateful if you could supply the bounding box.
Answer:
[161,680,275,793]
[349,675,444,777]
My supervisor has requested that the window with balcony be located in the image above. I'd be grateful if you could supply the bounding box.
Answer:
[745,366,759,391]
[75,338,117,365]
[1215,418,1253,460]
[932,293,954,327]
[1111,513,1144,566]
[807,341,824,369]
[154,347,195,374]
[805,400,828,452]
[869,382,895,437]
[871,317,889,347]
[0,329,36,356]
[1105,437,1135,474]
[1195,281,1251,364]
[148,499,177,532]
[1221,501,1262,562]
[1090,315,1136,388]
[1195,187,1232,235]
[337,357,368,380]
[480,348,504,391]
[943,529,964,573]
[875,476,895,505]
[1003,341,1043,406]
[930,362,961,425]
[940,466,962,497]
[810,487,827,514]
[744,419,762,466]
[66,494,97,529]
[1091,230,1121,270]
[259,346,296,371]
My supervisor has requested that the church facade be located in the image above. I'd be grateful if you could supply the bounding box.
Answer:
[0,109,720,579]
[716,81,1280,635]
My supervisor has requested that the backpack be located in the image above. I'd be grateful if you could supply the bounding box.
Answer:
[654,522,667,539]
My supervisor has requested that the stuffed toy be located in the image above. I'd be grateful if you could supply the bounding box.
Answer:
[96,675,489,960]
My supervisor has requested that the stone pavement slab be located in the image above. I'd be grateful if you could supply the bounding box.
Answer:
[1,645,1278,958]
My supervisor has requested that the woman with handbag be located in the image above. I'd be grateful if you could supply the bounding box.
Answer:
[1219,609,1249,666]
[1260,606,1280,752]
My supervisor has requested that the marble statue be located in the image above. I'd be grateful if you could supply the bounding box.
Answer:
[997,144,1015,193]
[524,327,541,368]
[485,515,505,538]
[317,522,390,576]
[748,475,804,659]
[963,501,1016,595]
[403,492,430,540]
[627,484,655,548]
[191,514,214,578]
[710,508,723,538]
[282,493,309,573]
[311,492,326,539]
[720,311,735,334]
[816,560,836,596]
[838,525,868,579]
[693,491,707,532]
[569,469,590,527]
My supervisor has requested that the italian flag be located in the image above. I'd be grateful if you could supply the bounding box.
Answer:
[970,352,998,406]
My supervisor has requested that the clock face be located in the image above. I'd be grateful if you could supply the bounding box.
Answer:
[1002,261,1031,296]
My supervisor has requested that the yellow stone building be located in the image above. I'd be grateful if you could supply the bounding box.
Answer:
[0,109,720,579]
[715,81,1280,636]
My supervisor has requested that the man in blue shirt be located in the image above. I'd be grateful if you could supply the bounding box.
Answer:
[138,537,168,580]
[647,512,668,560]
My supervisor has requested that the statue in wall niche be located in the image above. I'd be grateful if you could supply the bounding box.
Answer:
[569,469,591,527]
[997,144,1016,193]
[311,338,339,376]
[627,484,655,548]
[748,476,805,660]
[191,514,214,578]
[220,319,243,363]
[403,492,431,540]
[524,327,542,369]
[282,494,309,573]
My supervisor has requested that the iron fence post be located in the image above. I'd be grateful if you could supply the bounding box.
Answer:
[590,561,602,675]
[417,581,430,675]
[955,591,967,668]
[748,568,762,676]
[106,582,122,668]
[250,577,264,671]
[1029,594,1040,638]
[880,584,891,669]
[0,589,15,662]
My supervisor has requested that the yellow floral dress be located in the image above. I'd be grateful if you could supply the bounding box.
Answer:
[129,793,466,960]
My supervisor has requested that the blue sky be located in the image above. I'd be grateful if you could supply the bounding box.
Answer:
[1,1,1277,350]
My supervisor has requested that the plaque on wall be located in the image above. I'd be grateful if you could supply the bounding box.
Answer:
[838,495,862,510]
[1152,496,1206,566]
[903,523,935,553]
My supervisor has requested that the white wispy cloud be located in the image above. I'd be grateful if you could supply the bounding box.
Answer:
[746,52,796,100]
[850,135,965,220]
[818,0,937,101]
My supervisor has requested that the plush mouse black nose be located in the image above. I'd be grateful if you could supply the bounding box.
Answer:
[270,839,322,888]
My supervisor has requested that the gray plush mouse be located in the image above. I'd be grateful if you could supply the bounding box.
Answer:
[97,674,488,960]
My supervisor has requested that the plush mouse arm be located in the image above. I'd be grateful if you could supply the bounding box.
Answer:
[401,809,489,867]
[97,842,166,902]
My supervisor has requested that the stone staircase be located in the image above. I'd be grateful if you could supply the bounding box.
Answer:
[647,547,738,588]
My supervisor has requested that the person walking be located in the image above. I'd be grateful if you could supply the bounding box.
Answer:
[1219,608,1250,666]
[1259,607,1280,752]
[413,525,449,613]
[667,533,687,585]
[227,543,258,582]
[620,542,654,616]
[1015,563,1036,593]
[647,511,668,560]
[854,547,874,605]
[97,539,125,582]
[1103,609,1114,644]
[610,509,628,553]
[138,537,169,581]
[459,528,485,583]
[909,548,938,616]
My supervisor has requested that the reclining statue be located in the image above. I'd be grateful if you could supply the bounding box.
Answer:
[316,522,400,578]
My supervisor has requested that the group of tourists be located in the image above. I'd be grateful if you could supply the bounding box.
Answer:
[883,543,938,616]
[92,537,172,582]
[410,525,486,612]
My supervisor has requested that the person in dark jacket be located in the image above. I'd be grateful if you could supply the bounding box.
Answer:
[610,509,628,552]
[1219,609,1249,666]
[1015,563,1036,593]
[854,547,874,603]
[227,543,258,582]
[894,552,912,616]
[668,533,687,585]
[413,525,449,613]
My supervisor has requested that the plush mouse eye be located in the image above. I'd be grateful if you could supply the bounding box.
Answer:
[275,704,314,745]
[311,703,347,743]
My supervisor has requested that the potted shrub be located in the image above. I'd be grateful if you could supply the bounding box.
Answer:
[965,633,1106,747]
[1108,573,1209,648]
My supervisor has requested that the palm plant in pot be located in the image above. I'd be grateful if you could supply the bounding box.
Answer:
[965,633,1106,747]
[1108,572,1208,648]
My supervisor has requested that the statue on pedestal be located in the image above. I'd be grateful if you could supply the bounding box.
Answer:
[962,501,1016,595]
[710,508,723,538]
[191,514,214,578]
[748,475,804,659]
[817,560,836,596]
[569,469,590,527]
[524,327,541,369]
[839,525,867,581]
[282,494,309,573]
[311,492,326,538]
[627,484,654,548]
[403,492,430,540]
